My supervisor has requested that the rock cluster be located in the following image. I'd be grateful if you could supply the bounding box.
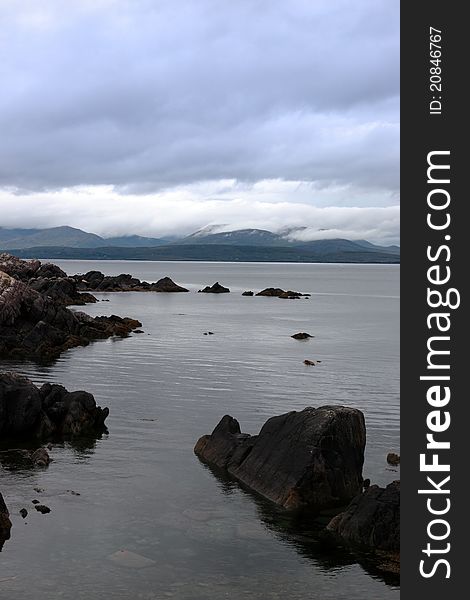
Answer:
[0,271,141,360]
[0,372,109,441]
[256,287,310,299]
[73,270,188,292]
[194,406,366,511]
[0,253,96,306]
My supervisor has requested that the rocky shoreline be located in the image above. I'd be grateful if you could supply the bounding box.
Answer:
[0,256,142,361]
[0,253,399,577]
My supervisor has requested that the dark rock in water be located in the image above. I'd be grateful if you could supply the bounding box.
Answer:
[387,452,400,466]
[242,291,254,296]
[29,276,97,306]
[19,508,28,518]
[133,329,144,334]
[150,277,189,292]
[32,499,40,504]
[35,504,51,514]
[195,406,366,511]
[256,287,310,299]
[74,270,188,293]
[0,270,141,359]
[0,372,110,442]
[203,331,215,335]
[292,332,313,340]
[325,480,400,570]
[363,478,371,489]
[198,282,230,294]
[31,447,51,467]
[303,359,316,366]
[0,492,12,548]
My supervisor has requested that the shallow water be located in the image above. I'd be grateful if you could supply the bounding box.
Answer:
[0,261,400,599]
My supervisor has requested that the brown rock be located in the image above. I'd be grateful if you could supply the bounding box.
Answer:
[195,406,366,511]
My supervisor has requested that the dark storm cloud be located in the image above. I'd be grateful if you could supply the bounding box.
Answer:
[0,0,399,193]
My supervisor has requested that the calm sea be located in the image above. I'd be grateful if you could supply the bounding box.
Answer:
[0,261,400,599]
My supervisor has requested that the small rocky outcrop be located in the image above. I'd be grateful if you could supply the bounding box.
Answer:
[0,493,12,550]
[74,271,188,293]
[325,480,400,570]
[256,287,310,299]
[292,332,313,340]
[387,452,400,466]
[242,291,254,296]
[195,406,366,511]
[0,271,141,360]
[150,277,189,292]
[198,282,230,294]
[0,372,110,441]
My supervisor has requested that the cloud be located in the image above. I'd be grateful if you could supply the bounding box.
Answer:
[0,0,399,193]
[0,185,400,245]
[0,1,399,242]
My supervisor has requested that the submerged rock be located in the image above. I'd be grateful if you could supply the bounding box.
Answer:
[31,447,51,467]
[0,372,110,442]
[386,452,400,466]
[198,282,230,294]
[325,480,400,571]
[195,406,366,511]
[292,332,313,340]
[242,291,254,296]
[0,493,12,549]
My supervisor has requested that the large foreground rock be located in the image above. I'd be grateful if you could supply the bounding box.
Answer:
[194,406,366,511]
[0,372,109,441]
[325,481,400,571]
[0,271,141,360]
[0,493,12,550]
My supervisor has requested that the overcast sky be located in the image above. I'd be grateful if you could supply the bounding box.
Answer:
[0,0,399,243]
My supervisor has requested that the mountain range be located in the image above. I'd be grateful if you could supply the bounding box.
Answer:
[0,225,400,263]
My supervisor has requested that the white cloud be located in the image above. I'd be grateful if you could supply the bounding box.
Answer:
[0,184,400,245]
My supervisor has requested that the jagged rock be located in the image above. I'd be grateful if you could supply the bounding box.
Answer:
[0,372,110,441]
[304,359,316,366]
[242,291,254,296]
[325,480,400,569]
[150,277,189,292]
[195,406,366,511]
[0,493,12,549]
[19,508,28,518]
[256,287,310,299]
[387,452,400,466]
[29,277,97,306]
[0,254,95,305]
[292,332,313,339]
[0,271,141,360]
[35,504,51,514]
[198,282,230,294]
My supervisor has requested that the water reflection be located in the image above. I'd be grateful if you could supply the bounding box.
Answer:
[200,461,400,587]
